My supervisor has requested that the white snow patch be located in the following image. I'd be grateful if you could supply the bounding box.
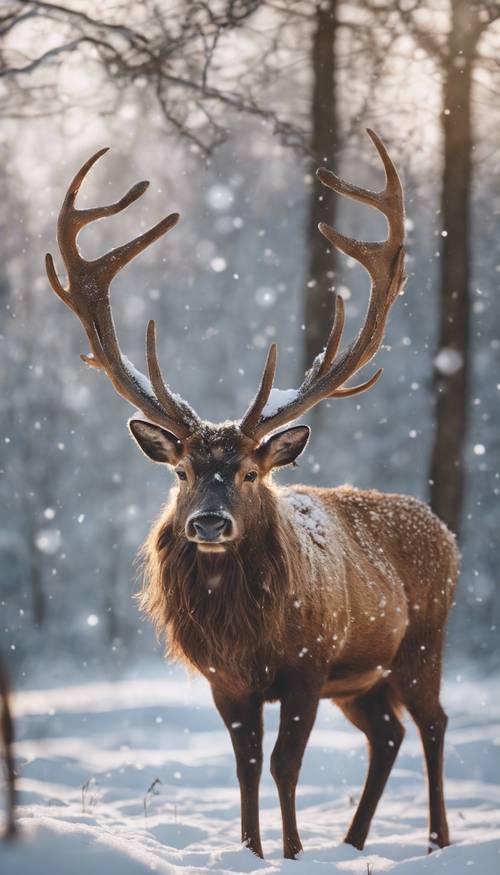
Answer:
[262,387,299,417]
[122,356,154,395]
[3,672,500,874]
[282,490,330,548]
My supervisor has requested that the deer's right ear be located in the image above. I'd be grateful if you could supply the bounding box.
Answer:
[128,420,183,465]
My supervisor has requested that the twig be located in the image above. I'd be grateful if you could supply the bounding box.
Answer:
[81,777,99,813]
[144,777,162,819]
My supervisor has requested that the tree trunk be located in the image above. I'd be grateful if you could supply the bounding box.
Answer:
[303,0,338,373]
[23,497,45,628]
[430,0,480,537]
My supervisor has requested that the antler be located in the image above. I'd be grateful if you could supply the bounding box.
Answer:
[45,148,201,440]
[240,129,406,442]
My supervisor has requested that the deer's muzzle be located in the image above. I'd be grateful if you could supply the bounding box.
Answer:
[186,511,235,545]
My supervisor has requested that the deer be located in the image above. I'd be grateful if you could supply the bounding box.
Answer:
[46,130,459,860]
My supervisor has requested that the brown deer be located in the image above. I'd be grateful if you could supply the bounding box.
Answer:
[46,131,459,859]
[0,661,16,839]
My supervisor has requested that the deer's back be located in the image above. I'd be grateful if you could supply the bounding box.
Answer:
[279,485,459,694]
[330,485,459,609]
[333,486,458,654]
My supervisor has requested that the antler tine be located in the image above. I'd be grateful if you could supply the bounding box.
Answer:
[78,180,150,226]
[366,127,402,204]
[240,130,406,443]
[60,147,148,224]
[56,147,179,279]
[317,293,345,379]
[45,251,68,303]
[46,150,201,440]
[317,128,402,220]
[331,243,405,382]
[298,293,345,392]
[99,212,180,285]
[330,367,383,398]
[56,148,125,259]
[63,148,110,209]
[240,343,277,436]
[146,320,197,436]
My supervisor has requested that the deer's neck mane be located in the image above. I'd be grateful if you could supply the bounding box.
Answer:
[139,493,295,687]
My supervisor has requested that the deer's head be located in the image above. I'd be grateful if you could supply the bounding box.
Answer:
[46,132,405,552]
[128,420,310,551]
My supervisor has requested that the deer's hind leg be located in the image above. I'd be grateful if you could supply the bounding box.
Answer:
[337,682,405,850]
[392,636,450,851]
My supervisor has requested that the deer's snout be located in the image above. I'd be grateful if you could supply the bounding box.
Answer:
[186,512,234,543]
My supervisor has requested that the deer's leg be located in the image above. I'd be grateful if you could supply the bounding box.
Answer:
[393,634,450,851]
[410,701,449,851]
[399,686,449,850]
[212,689,264,858]
[339,683,405,850]
[270,674,321,859]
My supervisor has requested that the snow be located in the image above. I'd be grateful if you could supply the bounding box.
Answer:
[434,348,463,376]
[4,671,499,874]
[34,528,62,555]
[121,356,155,397]
[210,257,227,273]
[282,489,330,548]
[255,287,277,308]
[206,185,234,212]
[262,388,299,418]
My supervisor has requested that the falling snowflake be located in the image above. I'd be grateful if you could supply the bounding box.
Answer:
[34,528,61,555]
[434,348,463,375]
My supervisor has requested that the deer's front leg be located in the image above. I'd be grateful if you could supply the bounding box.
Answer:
[271,672,321,859]
[212,688,264,858]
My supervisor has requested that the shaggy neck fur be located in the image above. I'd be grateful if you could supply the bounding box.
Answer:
[139,487,294,688]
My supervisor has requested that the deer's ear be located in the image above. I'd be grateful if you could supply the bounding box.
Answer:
[257,425,310,471]
[128,420,183,465]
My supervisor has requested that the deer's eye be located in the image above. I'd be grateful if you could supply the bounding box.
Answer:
[244,470,258,482]
[175,469,187,481]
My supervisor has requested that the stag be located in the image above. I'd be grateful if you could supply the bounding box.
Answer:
[46,131,458,859]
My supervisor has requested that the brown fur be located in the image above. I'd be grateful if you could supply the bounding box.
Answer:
[140,487,293,692]
[140,483,458,698]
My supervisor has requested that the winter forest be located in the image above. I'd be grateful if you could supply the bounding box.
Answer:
[1,1,500,873]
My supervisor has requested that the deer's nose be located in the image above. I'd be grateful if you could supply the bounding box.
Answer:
[190,513,232,542]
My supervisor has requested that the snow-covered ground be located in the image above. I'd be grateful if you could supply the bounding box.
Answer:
[2,668,500,874]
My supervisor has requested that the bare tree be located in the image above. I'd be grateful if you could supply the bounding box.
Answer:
[1,2,387,374]
[0,0,310,154]
[392,0,500,536]
[303,0,338,370]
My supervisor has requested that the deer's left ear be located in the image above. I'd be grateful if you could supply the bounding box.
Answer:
[257,425,310,471]
[128,419,183,465]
